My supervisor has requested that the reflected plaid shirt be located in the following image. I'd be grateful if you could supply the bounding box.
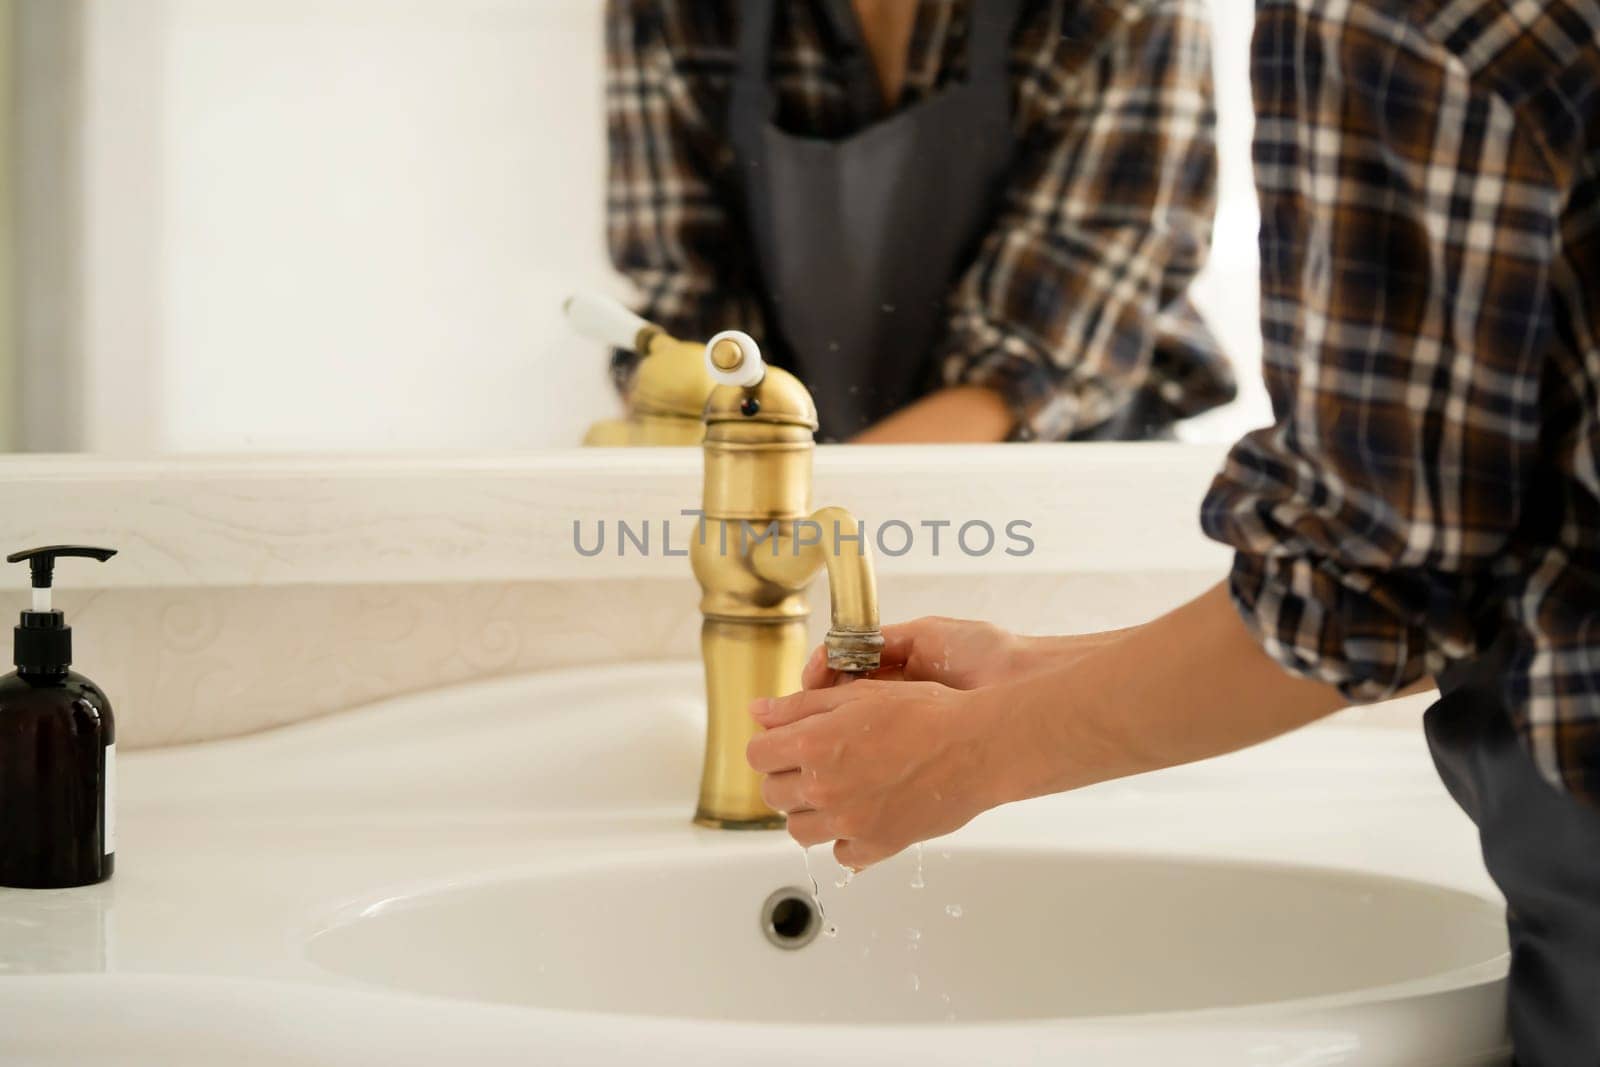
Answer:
[1203,0,1600,801]
[604,0,1237,438]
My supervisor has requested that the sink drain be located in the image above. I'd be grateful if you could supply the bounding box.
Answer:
[761,887,820,950]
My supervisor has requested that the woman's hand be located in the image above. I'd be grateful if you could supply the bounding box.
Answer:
[746,678,1018,870]
[765,616,1136,869]
[747,586,1351,872]
[800,615,1129,692]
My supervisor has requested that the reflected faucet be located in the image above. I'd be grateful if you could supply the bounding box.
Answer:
[567,295,883,828]
[565,291,711,446]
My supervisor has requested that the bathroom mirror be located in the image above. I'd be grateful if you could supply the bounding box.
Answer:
[0,0,1267,454]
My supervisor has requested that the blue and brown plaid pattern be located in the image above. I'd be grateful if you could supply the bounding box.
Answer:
[1203,0,1600,801]
[604,0,1236,438]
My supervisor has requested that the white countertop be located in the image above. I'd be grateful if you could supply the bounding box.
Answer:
[0,445,1232,590]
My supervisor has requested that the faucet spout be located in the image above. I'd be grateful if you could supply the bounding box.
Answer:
[749,506,882,673]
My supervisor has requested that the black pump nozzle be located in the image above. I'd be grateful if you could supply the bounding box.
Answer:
[7,546,117,674]
[7,546,118,592]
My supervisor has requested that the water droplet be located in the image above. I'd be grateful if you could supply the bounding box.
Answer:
[940,851,952,861]
[945,904,963,919]
[835,867,855,890]
[823,924,839,939]
[909,973,921,992]
[910,842,926,889]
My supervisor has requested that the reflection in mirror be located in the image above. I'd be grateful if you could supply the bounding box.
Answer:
[5,0,1265,455]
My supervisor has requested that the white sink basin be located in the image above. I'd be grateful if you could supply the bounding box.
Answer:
[0,664,1512,1065]
[307,844,1506,1025]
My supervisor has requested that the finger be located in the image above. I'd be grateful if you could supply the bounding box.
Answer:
[760,771,809,815]
[834,836,899,871]
[800,645,836,691]
[746,726,804,774]
[785,811,834,848]
[750,684,861,729]
[803,620,937,690]
[804,646,904,689]
[877,618,956,682]
[876,619,938,667]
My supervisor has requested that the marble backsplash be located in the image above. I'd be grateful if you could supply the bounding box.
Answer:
[10,570,1221,749]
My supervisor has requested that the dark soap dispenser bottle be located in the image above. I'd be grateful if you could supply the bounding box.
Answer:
[0,546,118,888]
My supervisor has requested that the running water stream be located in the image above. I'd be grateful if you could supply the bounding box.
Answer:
[802,845,838,939]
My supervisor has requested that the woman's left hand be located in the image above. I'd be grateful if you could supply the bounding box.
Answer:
[746,678,1020,870]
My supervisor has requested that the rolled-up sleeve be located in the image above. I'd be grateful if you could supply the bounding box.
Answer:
[1201,1,1560,701]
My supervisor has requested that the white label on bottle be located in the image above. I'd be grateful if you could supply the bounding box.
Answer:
[104,743,116,856]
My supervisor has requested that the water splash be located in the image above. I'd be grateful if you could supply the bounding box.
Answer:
[835,866,856,890]
[803,845,838,939]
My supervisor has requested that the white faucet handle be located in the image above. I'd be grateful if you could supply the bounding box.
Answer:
[705,330,766,388]
[564,291,653,352]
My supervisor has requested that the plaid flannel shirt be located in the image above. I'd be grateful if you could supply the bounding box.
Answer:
[1203,0,1600,801]
[604,0,1237,438]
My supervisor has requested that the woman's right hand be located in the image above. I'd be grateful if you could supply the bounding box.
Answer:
[801,616,1131,692]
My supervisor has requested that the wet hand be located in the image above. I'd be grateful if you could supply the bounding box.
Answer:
[746,678,1015,870]
[800,616,1118,692]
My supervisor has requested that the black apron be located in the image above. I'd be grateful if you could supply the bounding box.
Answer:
[728,0,1024,441]
[1426,636,1600,1064]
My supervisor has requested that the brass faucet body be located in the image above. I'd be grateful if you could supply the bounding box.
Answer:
[574,305,883,828]
[583,328,712,446]
[688,350,882,829]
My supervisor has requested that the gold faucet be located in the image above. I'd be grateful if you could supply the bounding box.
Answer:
[691,330,883,828]
[566,294,883,828]
[566,292,711,447]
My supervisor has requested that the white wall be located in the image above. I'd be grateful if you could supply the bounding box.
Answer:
[1180,0,1269,442]
[25,0,1266,453]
